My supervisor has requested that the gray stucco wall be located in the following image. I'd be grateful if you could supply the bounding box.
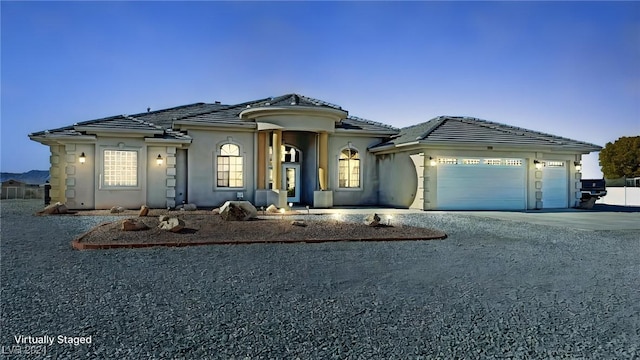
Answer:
[187,129,255,207]
[93,138,148,209]
[329,135,384,206]
[376,151,418,208]
[146,145,168,208]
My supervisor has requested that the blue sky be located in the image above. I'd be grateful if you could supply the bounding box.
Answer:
[2,1,639,178]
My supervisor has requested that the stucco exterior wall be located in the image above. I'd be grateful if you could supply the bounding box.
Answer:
[48,145,65,204]
[387,148,582,210]
[329,135,384,206]
[377,151,418,208]
[146,146,169,208]
[187,129,255,207]
[175,149,188,206]
[65,143,95,209]
[94,138,147,209]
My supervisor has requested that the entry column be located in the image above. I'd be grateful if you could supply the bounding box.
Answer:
[314,131,333,208]
[272,130,282,190]
[318,132,328,190]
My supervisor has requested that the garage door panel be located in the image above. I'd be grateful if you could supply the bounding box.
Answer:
[437,160,525,210]
[542,164,568,208]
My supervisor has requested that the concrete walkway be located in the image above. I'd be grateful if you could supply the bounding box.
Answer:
[299,206,640,231]
[455,210,640,230]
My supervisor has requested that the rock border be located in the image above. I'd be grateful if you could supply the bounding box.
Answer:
[70,222,447,250]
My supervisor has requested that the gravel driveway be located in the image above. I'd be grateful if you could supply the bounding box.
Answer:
[1,200,638,359]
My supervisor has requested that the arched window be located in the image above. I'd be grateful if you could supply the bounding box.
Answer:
[338,147,360,188]
[217,143,243,187]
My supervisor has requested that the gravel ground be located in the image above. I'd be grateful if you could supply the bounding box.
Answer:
[1,199,639,359]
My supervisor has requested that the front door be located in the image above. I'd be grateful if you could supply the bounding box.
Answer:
[282,164,301,203]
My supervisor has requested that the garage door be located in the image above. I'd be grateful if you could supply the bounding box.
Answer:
[542,161,568,208]
[437,158,526,210]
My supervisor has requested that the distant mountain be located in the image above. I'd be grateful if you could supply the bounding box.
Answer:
[0,170,50,184]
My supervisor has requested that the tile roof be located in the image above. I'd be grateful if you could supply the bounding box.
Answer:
[130,103,226,129]
[337,115,399,133]
[372,116,602,151]
[30,94,397,140]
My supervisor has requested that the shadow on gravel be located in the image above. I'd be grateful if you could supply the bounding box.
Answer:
[583,204,640,213]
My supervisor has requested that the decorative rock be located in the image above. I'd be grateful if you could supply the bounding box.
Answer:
[220,201,257,221]
[139,205,149,217]
[122,218,149,231]
[158,217,185,233]
[578,197,597,210]
[266,204,279,213]
[110,206,126,213]
[182,203,197,211]
[211,208,220,215]
[291,220,307,227]
[158,215,170,222]
[37,202,69,215]
[364,213,381,227]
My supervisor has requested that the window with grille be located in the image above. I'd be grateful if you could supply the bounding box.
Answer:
[438,158,458,165]
[505,159,523,166]
[484,159,502,166]
[217,143,243,188]
[546,161,564,167]
[462,159,480,165]
[103,150,138,187]
[339,147,360,188]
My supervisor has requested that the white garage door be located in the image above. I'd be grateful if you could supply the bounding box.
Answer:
[437,158,526,210]
[542,161,568,208]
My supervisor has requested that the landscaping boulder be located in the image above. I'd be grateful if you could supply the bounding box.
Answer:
[110,206,126,213]
[578,196,597,210]
[364,213,381,227]
[122,218,149,231]
[158,217,185,232]
[159,215,170,222]
[138,205,149,217]
[291,220,307,227]
[178,203,197,211]
[266,204,279,213]
[220,201,257,221]
[37,202,69,215]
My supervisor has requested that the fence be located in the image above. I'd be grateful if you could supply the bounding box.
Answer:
[597,187,640,206]
[1,185,44,200]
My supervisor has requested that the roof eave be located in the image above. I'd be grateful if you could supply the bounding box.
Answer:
[144,138,192,145]
[173,120,257,131]
[239,106,348,121]
[334,128,399,136]
[74,126,163,136]
[29,133,97,145]
[370,139,602,154]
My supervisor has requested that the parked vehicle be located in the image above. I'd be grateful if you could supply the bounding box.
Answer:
[578,179,607,209]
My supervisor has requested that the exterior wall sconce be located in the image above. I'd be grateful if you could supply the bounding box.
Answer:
[534,160,543,170]
[429,156,437,166]
[574,161,582,172]
[156,154,163,166]
[79,152,86,164]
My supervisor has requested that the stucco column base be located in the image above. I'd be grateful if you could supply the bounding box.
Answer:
[313,190,333,208]
[256,189,287,208]
[264,190,287,208]
[254,190,270,207]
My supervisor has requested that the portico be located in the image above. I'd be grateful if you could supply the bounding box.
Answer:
[244,102,344,208]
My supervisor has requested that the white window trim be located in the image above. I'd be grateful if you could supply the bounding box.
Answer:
[214,140,246,191]
[100,148,141,190]
[337,145,363,190]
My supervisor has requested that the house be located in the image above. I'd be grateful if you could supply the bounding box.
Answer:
[1,179,44,200]
[29,93,601,210]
